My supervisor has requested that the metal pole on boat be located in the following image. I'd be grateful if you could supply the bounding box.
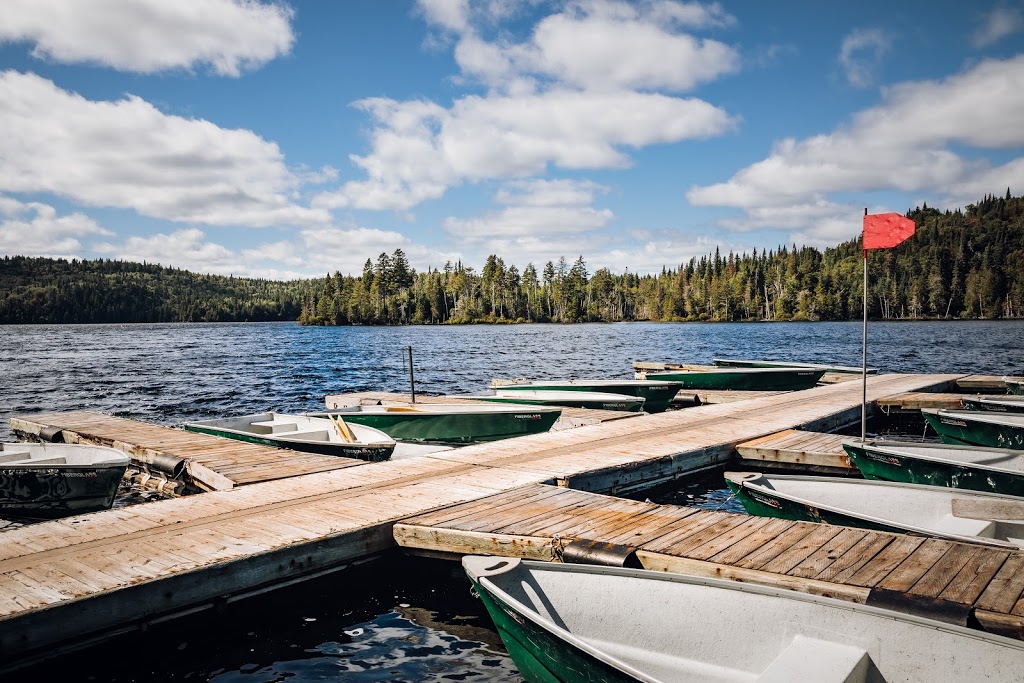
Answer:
[408,345,417,404]
[861,208,868,443]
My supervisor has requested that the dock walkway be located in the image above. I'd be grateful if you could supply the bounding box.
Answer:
[0,373,964,667]
[395,483,1024,639]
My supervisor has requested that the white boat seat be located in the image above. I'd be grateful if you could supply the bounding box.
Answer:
[248,420,299,434]
[0,451,32,463]
[932,513,996,538]
[759,635,873,682]
[16,457,68,466]
[275,429,331,443]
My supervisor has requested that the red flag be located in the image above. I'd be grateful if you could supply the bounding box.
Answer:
[863,212,915,251]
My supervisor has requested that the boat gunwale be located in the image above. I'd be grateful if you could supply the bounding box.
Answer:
[725,471,1022,549]
[925,408,1024,427]
[465,556,1024,668]
[183,412,396,448]
[847,440,1024,477]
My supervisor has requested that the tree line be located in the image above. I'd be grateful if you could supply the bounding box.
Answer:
[2,190,1021,325]
[299,190,1024,324]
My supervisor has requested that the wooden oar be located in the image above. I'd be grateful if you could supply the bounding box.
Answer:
[328,414,356,443]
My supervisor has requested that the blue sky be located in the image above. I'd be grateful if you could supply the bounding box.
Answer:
[1,1,1022,278]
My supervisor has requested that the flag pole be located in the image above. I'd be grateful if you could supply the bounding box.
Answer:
[862,207,868,443]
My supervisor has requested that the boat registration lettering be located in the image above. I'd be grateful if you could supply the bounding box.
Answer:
[513,414,543,420]
[747,491,783,509]
[864,452,901,466]
[940,418,968,427]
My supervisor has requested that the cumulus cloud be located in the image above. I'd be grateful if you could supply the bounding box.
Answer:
[423,0,739,93]
[318,1,740,212]
[0,71,329,227]
[0,195,112,257]
[0,0,294,76]
[688,55,1024,243]
[838,28,889,88]
[316,89,735,211]
[971,6,1024,47]
[94,224,461,278]
[437,178,614,268]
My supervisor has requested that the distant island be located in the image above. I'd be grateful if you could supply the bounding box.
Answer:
[2,191,1021,325]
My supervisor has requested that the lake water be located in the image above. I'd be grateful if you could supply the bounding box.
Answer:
[1,320,1022,681]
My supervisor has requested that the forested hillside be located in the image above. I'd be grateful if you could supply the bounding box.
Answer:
[2,191,1021,324]
[0,258,306,323]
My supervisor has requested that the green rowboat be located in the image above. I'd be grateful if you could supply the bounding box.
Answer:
[844,440,1024,497]
[310,403,560,443]
[712,358,877,374]
[0,443,129,519]
[184,412,396,461]
[464,556,1024,683]
[494,379,681,412]
[1006,377,1024,395]
[960,395,1024,413]
[473,390,645,412]
[641,366,825,391]
[725,471,1024,548]
[923,409,1024,449]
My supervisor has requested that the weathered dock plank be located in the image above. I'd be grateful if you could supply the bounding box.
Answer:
[0,372,967,669]
[735,429,853,473]
[9,411,363,491]
[395,483,1024,637]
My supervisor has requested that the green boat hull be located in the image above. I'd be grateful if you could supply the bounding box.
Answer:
[322,410,559,444]
[844,443,1024,497]
[0,464,127,518]
[725,479,909,535]
[1007,379,1024,396]
[960,397,1024,413]
[478,396,645,412]
[184,425,393,462]
[645,368,824,391]
[923,412,1024,450]
[500,383,681,413]
[471,577,638,683]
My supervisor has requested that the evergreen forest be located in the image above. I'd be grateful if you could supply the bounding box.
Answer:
[2,191,1022,325]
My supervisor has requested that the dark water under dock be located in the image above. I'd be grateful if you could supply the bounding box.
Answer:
[1,320,1022,680]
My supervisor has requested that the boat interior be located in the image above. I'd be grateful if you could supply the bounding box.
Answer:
[0,443,128,467]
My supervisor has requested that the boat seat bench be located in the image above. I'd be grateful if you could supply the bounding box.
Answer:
[932,513,996,538]
[248,420,299,434]
[1,456,68,466]
[0,452,33,463]
[758,635,873,682]
[273,429,331,443]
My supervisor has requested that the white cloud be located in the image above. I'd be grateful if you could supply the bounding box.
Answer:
[0,71,329,227]
[688,55,1024,243]
[0,195,112,257]
[94,228,253,275]
[439,178,614,270]
[423,0,740,93]
[589,230,739,273]
[524,1,739,92]
[93,224,463,279]
[0,0,294,76]
[972,6,1024,47]
[321,1,740,212]
[838,28,889,88]
[418,0,471,33]
[445,204,614,238]
[316,89,735,211]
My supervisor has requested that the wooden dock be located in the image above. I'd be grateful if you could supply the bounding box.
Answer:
[735,429,854,474]
[394,483,1024,639]
[0,373,971,669]
[10,411,363,492]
